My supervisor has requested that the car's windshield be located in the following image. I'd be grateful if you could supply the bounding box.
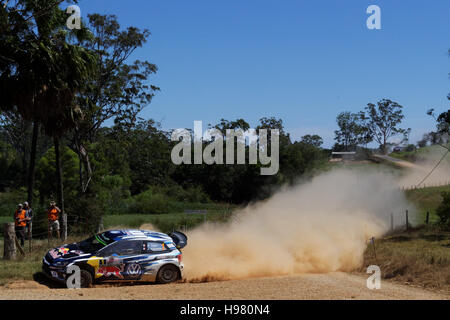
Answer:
[77,233,115,253]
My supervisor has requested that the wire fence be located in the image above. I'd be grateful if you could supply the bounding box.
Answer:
[400,180,450,191]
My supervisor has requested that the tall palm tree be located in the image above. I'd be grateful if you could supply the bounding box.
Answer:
[1,0,96,239]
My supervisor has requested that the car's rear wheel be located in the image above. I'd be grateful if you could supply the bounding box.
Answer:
[156,264,179,284]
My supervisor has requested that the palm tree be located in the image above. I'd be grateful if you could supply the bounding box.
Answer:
[1,0,96,239]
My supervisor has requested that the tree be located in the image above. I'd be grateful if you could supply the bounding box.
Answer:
[1,0,96,239]
[0,110,32,181]
[334,111,371,151]
[35,145,79,203]
[361,99,409,154]
[68,13,159,193]
[300,135,323,148]
[436,191,450,229]
[436,110,450,135]
[427,109,449,146]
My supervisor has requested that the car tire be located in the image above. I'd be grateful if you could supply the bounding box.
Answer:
[79,269,93,288]
[156,264,179,284]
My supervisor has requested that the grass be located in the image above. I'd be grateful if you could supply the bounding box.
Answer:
[0,236,85,286]
[390,144,450,163]
[1,179,448,289]
[405,185,450,224]
[360,228,450,292]
[0,209,237,285]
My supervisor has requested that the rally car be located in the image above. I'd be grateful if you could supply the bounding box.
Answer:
[42,229,187,288]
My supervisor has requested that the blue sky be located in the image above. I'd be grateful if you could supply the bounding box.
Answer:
[76,0,449,147]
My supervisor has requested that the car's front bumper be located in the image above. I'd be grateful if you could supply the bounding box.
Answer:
[42,258,66,282]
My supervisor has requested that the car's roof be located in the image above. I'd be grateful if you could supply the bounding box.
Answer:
[101,229,172,242]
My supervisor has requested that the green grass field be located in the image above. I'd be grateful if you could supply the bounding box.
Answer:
[391,144,450,163]
[405,185,450,224]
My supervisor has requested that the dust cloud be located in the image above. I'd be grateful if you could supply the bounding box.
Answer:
[397,147,450,188]
[183,169,412,281]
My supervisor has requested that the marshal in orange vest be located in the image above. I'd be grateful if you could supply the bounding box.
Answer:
[14,209,26,227]
[48,207,60,221]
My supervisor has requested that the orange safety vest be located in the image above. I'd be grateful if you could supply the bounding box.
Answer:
[48,208,59,221]
[14,209,26,227]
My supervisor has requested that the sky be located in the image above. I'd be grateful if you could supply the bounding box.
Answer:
[75,0,450,147]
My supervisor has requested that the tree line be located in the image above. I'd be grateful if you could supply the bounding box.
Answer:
[333,99,449,153]
[1,1,448,235]
[0,1,330,236]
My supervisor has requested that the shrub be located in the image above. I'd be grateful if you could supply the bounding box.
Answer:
[0,190,27,216]
[65,195,104,235]
[146,184,211,203]
[130,190,171,214]
[97,175,131,215]
[436,191,450,229]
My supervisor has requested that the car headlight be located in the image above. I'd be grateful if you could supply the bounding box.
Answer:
[53,260,68,267]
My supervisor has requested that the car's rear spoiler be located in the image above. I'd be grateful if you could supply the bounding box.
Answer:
[168,231,188,249]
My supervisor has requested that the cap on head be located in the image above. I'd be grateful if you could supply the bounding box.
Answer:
[23,202,28,206]
[18,204,23,208]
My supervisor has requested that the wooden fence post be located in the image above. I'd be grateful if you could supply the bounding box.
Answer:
[426,211,429,225]
[391,213,394,232]
[14,236,25,256]
[97,216,104,233]
[406,210,409,231]
[371,237,377,259]
[28,221,32,253]
[62,213,67,241]
[3,223,16,260]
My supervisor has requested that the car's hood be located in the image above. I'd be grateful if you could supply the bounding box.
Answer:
[45,243,90,263]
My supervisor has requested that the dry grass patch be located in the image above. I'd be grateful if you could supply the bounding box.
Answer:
[360,229,450,292]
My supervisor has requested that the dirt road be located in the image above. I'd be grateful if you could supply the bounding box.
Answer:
[371,154,421,169]
[0,273,447,300]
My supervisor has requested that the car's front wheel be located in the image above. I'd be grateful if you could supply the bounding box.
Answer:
[66,269,93,288]
[79,270,93,288]
[156,264,179,284]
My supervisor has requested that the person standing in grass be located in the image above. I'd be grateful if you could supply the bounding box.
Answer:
[47,201,61,240]
[14,204,27,247]
[23,201,33,240]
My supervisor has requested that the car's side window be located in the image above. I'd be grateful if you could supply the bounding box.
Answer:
[143,241,171,253]
[100,240,143,256]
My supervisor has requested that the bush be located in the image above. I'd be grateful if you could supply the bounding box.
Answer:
[406,144,416,152]
[31,205,51,238]
[97,175,131,215]
[146,184,211,204]
[65,195,104,235]
[130,190,171,214]
[436,191,450,229]
[0,190,27,216]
